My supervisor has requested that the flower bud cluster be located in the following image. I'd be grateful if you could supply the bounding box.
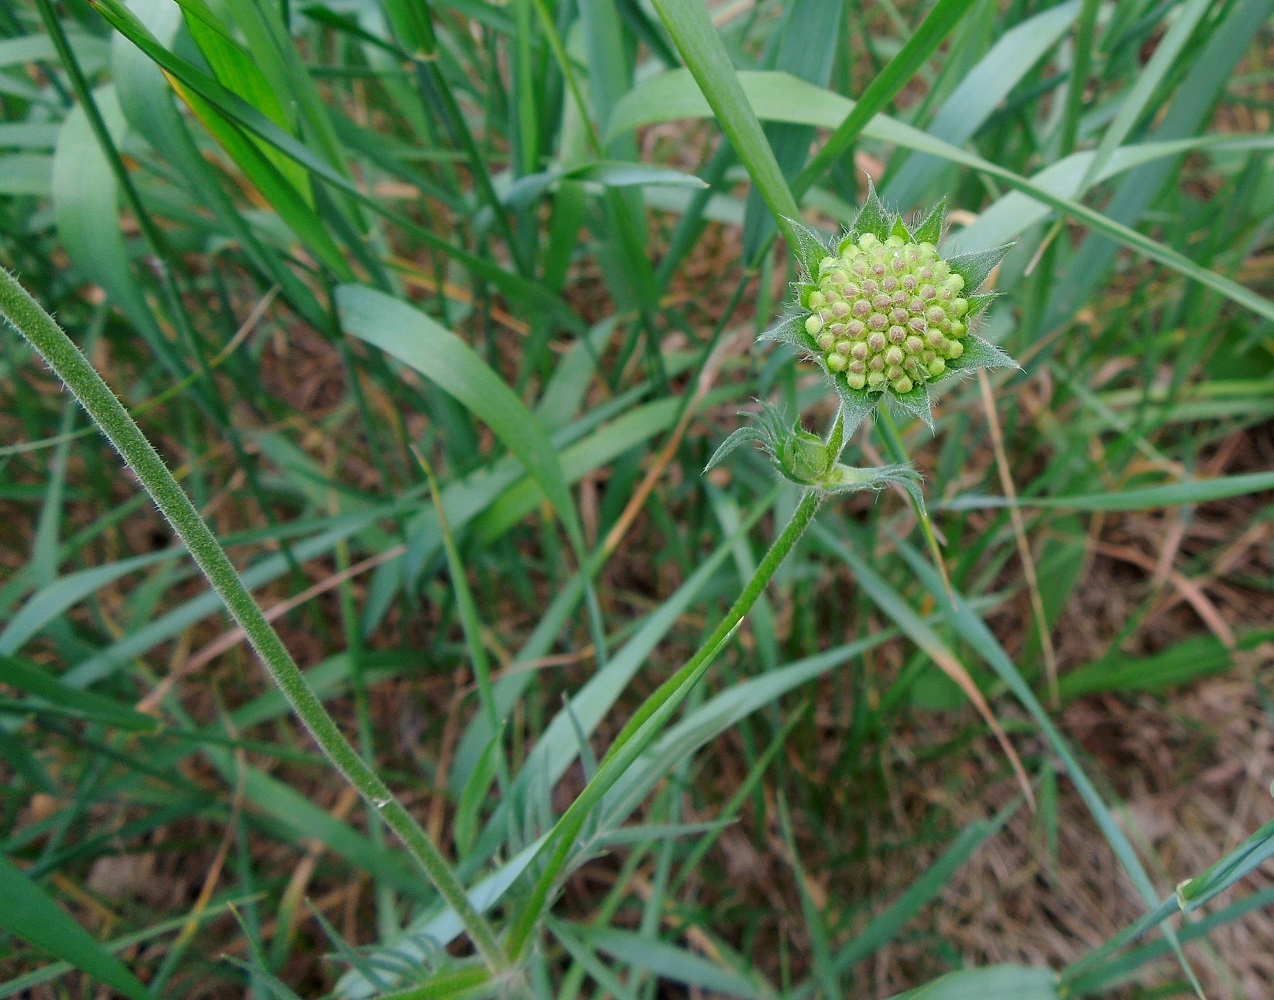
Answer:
[801,234,969,396]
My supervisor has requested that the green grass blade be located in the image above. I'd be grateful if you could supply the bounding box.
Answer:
[0,655,160,732]
[0,897,253,996]
[1058,630,1273,702]
[336,283,589,563]
[884,0,1081,207]
[608,68,1274,322]
[90,0,574,320]
[179,0,314,204]
[793,0,978,200]
[1042,0,1274,328]
[0,853,156,1000]
[941,470,1274,511]
[740,0,843,255]
[886,965,1058,1000]
[648,0,800,242]
[783,805,1018,999]
[1064,886,1274,994]
[52,90,165,347]
[0,550,178,654]
[1177,816,1274,913]
[891,538,1201,991]
[1080,0,1212,189]
[577,925,766,998]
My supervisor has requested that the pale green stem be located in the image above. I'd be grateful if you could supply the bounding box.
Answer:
[0,266,508,973]
[506,488,823,959]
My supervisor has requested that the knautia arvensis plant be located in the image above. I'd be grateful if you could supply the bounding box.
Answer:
[709,187,1017,500]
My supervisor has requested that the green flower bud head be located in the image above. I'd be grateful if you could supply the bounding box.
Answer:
[763,184,1019,438]
[780,428,836,484]
[805,234,966,393]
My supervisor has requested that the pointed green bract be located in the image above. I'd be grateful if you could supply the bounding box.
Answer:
[949,335,1019,374]
[757,312,808,350]
[912,196,947,244]
[783,216,833,279]
[947,242,1014,293]
[703,423,769,474]
[849,177,893,242]
[830,378,880,440]
[888,381,936,431]
[967,291,1000,317]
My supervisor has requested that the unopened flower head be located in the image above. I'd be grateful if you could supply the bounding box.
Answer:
[764,185,1018,436]
[803,234,967,395]
[703,399,925,506]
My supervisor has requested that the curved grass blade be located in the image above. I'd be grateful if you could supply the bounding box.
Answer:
[336,283,589,565]
[891,538,1201,993]
[647,0,800,242]
[88,0,578,324]
[606,70,1274,323]
[884,0,1082,206]
[887,965,1057,1000]
[793,0,979,201]
[939,470,1274,512]
[52,90,165,347]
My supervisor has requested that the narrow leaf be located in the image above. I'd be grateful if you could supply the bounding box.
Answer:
[0,854,155,1000]
[783,216,833,277]
[336,284,587,555]
[946,243,1013,292]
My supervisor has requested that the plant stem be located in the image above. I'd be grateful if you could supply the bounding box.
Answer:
[506,488,823,959]
[614,488,822,754]
[0,266,508,973]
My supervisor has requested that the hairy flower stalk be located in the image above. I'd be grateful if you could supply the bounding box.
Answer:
[0,266,509,973]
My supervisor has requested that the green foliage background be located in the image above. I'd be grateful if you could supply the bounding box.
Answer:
[1,0,1272,996]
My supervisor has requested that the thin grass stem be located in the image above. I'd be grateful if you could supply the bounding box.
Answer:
[874,407,954,600]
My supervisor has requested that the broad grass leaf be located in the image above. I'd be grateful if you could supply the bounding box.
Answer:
[888,965,1058,1000]
[336,284,588,557]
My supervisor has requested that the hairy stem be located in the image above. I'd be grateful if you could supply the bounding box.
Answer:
[0,266,507,972]
[507,488,823,959]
